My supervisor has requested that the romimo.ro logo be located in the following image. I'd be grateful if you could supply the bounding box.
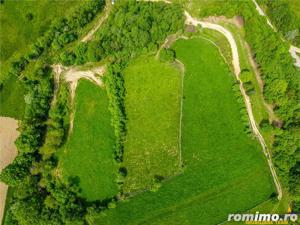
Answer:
[228,212,298,224]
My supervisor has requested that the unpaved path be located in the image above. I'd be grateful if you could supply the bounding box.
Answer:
[252,0,300,68]
[185,11,282,200]
[52,64,106,134]
[81,4,110,42]
[51,64,66,106]
[147,0,282,200]
[289,46,300,67]
[0,117,19,224]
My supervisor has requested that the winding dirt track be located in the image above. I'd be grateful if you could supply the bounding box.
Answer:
[81,3,110,42]
[184,10,282,200]
[0,117,19,224]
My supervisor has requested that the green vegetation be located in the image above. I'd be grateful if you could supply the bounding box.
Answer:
[93,38,274,225]
[196,0,300,212]
[0,75,25,119]
[3,0,298,223]
[288,0,300,19]
[258,0,300,46]
[60,80,118,201]
[0,0,81,65]
[212,22,274,148]
[122,56,182,193]
[0,1,185,224]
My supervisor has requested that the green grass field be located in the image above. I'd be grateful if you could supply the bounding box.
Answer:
[59,80,118,201]
[122,56,182,193]
[93,38,275,225]
[0,0,81,65]
[0,75,25,119]
[0,0,83,119]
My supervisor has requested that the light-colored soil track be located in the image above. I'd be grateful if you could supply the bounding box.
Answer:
[185,10,282,200]
[144,0,282,200]
[51,64,105,134]
[81,3,111,42]
[0,117,19,225]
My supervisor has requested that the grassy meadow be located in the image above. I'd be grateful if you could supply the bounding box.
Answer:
[0,0,81,65]
[122,56,182,193]
[0,75,25,119]
[0,0,82,119]
[93,38,275,225]
[59,80,118,201]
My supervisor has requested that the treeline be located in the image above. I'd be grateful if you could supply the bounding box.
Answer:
[59,1,184,66]
[1,1,184,224]
[258,0,300,46]
[1,0,105,83]
[99,1,184,195]
[2,64,89,225]
[59,0,184,164]
[199,0,300,211]
[1,1,107,224]
[0,63,53,186]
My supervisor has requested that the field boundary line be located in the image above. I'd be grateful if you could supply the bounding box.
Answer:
[174,59,185,169]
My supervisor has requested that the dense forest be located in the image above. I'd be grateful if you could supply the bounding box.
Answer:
[0,1,184,224]
[200,0,300,211]
[258,0,300,46]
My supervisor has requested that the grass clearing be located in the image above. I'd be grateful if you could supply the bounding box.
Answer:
[122,56,182,193]
[59,80,118,201]
[0,75,25,119]
[93,38,275,225]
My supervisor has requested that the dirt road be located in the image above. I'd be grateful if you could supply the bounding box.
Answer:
[146,0,283,200]
[51,64,105,134]
[185,11,282,200]
[81,4,110,42]
[0,117,19,224]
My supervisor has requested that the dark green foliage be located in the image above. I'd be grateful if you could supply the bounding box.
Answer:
[0,154,33,186]
[232,82,252,134]
[1,1,185,224]
[199,0,300,213]
[25,13,33,21]
[261,0,300,46]
[59,51,76,66]
[49,0,104,51]
[105,64,126,162]
[7,175,87,225]
[61,1,184,66]
[8,57,29,77]
[159,48,175,62]
[1,0,105,81]
[96,1,184,58]
[15,64,53,154]
[40,84,70,159]
[100,1,184,163]
[87,41,104,62]
[272,130,298,182]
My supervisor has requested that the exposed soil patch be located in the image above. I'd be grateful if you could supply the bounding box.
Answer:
[54,65,106,134]
[0,117,19,224]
